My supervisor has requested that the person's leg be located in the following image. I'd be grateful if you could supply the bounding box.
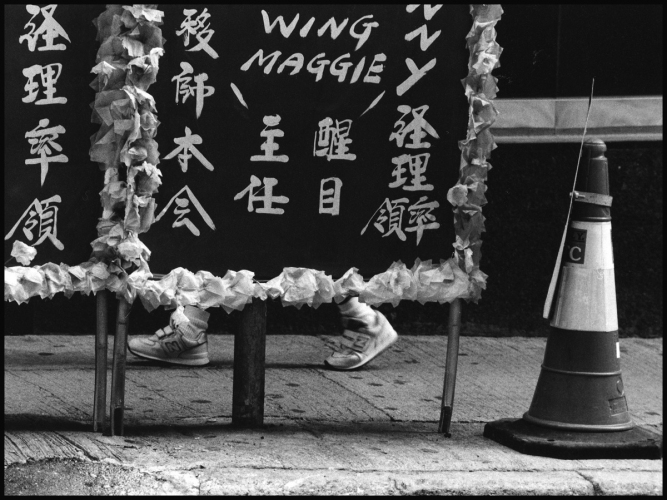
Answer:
[128,305,210,366]
[325,296,398,370]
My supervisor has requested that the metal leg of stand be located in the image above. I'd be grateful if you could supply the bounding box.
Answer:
[93,290,108,433]
[110,297,130,436]
[232,299,267,427]
[439,298,462,437]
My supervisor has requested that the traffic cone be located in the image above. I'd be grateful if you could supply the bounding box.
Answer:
[523,137,631,431]
[483,138,662,459]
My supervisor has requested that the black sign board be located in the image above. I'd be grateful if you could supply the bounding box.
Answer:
[4,5,102,266]
[5,5,470,281]
[141,5,469,279]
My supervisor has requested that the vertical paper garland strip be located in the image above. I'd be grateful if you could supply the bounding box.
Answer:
[447,4,503,303]
[88,4,165,299]
[5,5,500,311]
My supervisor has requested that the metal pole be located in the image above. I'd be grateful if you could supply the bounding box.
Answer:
[439,298,462,436]
[93,289,108,432]
[232,299,267,427]
[110,297,130,436]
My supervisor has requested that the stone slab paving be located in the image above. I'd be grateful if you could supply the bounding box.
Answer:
[5,334,663,495]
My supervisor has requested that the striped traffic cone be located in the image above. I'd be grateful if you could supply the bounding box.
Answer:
[523,138,631,431]
[483,139,662,459]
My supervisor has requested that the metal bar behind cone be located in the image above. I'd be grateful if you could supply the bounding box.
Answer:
[439,298,462,436]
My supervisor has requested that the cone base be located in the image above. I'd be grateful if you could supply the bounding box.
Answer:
[523,412,633,432]
[483,418,663,460]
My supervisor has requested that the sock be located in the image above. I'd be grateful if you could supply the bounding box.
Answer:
[338,297,376,323]
[181,305,210,340]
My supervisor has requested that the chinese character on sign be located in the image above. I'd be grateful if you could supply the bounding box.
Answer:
[234,175,289,214]
[360,197,409,242]
[5,195,64,250]
[177,8,219,59]
[405,196,440,245]
[171,61,215,118]
[22,63,66,105]
[389,104,439,149]
[163,126,215,172]
[388,153,434,191]
[25,118,68,186]
[19,4,70,52]
[250,115,289,163]
[319,177,343,215]
[361,196,439,245]
[313,118,357,161]
[154,186,216,236]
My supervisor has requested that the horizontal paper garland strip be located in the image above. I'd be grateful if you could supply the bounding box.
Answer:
[4,258,472,312]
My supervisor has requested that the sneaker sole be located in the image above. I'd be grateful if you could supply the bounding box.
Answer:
[128,346,210,366]
[324,334,398,371]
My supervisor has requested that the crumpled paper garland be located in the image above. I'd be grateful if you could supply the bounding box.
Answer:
[445,4,503,303]
[5,258,471,311]
[5,259,116,304]
[5,6,500,319]
[10,241,37,266]
[89,4,164,274]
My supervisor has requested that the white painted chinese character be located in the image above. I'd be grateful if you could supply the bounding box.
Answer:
[389,104,439,148]
[22,63,66,105]
[388,153,433,191]
[25,118,68,186]
[250,115,289,162]
[405,196,440,245]
[154,186,216,236]
[163,127,215,172]
[319,177,343,215]
[5,195,64,250]
[234,175,289,214]
[19,4,70,52]
[176,8,219,59]
[360,197,409,241]
[171,62,215,118]
[313,118,356,161]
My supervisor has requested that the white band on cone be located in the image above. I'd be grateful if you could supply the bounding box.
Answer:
[563,221,614,270]
[552,221,618,332]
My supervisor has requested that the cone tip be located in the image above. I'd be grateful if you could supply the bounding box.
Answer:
[585,137,607,154]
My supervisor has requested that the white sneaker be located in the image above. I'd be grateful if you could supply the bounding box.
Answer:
[325,310,398,370]
[128,306,210,366]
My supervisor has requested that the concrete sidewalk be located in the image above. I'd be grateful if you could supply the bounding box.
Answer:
[4,334,663,495]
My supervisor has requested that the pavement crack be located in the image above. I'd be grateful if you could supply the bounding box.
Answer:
[576,471,602,496]
[125,371,202,414]
[52,432,97,462]
[301,425,323,439]
[7,370,89,419]
[4,433,29,464]
[314,369,398,421]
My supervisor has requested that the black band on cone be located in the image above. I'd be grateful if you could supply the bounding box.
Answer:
[525,327,632,431]
[572,140,611,222]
